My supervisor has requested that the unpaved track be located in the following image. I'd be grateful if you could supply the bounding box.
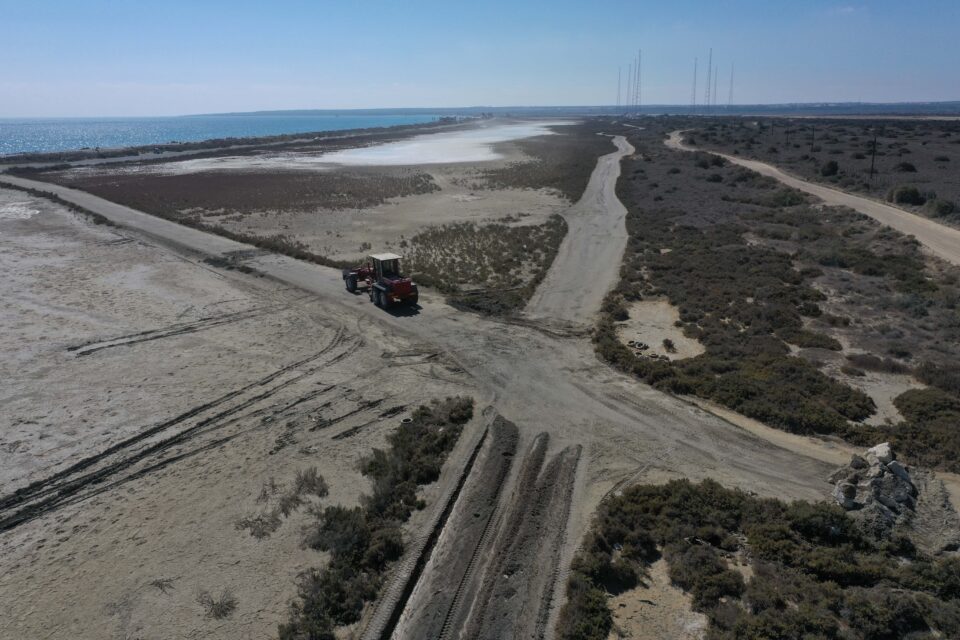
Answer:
[525,135,633,329]
[665,130,960,267]
[1,151,843,639]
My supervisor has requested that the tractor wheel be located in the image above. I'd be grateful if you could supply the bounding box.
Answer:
[408,291,419,305]
[373,289,382,307]
[345,274,357,293]
[381,292,392,309]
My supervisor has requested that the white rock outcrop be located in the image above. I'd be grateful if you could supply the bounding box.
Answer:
[828,442,916,526]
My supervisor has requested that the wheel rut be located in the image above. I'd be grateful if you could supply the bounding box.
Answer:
[0,327,359,531]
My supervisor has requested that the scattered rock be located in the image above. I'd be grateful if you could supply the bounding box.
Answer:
[866,442,893,465]
[828,442,960,553]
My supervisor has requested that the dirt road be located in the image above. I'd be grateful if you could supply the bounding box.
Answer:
[665,130,960,267]
[1,154,846,639]
[525,135,633,329]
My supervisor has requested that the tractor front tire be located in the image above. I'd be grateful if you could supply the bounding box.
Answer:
[372,289,381,307]
[345,274,357,293]
[408,291,419,305]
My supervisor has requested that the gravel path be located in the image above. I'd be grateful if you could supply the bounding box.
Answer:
[524,135,634,329]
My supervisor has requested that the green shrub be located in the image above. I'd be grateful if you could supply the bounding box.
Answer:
[280,397,472,639]
[887,185,925,205]
[821,160,839,176]
[925,198,956,217]
[560,480,960,640]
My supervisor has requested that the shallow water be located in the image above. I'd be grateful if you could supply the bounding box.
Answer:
[0,114,440,156]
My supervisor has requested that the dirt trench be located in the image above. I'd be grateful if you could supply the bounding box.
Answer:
[391,426,581,640]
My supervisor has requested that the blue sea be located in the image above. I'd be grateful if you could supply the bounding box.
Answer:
[0,114,441,156]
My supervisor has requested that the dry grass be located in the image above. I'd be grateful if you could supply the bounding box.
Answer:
[468,122,615,201]
[197,588,238,619]
[405,215,567,314]
[236,467,329,540]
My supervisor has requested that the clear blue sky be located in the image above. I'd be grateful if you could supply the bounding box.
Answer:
[3,0,958,117]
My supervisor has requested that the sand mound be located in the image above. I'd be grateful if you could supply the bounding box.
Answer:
[616,299,704,361]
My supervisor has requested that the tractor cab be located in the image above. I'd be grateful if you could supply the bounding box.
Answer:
[372,253,401,280]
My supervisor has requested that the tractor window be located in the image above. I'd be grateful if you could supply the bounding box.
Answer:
[382,259,399,276]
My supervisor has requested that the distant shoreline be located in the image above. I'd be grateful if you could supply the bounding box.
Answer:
[0,114,463,162]
[0,117,476,168]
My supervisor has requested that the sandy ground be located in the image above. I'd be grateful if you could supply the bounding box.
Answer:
[220,174,567,262]
[666,130,960,268]
[47,122,574,264]
[6,127,959,640]
[0,165,844,640]
[0,188,472,640]
[607,559,707,640]
[615,299,705,361]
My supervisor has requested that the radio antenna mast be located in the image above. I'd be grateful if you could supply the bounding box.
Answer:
[637,48,642,115]
[691,57,698,113]
[704,48,713,112]
[617,66,621,110]
[727,63,734,108]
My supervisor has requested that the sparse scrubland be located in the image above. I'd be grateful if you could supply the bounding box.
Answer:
[38,167,442,215]
[597,121,960,471]
[405,214,567,314]
[686,118,960,224]
[558,479,960,640]
[22,121,620,316]
[471,122,616,201]
[279,397,472,640]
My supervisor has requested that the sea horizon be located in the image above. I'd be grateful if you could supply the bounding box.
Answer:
[0,113,449,157]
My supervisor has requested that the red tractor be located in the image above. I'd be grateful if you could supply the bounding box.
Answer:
[342,253,419,308]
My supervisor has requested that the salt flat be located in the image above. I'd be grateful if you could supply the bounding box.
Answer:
[318,120,572,165]
[136,120,573,174]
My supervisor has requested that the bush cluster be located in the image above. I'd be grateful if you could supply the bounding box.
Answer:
[599,126,960,470]
[279,397,473,639]
[476,122,616,201]
[558,479,960,640]
[405,215,567,315]
[598,163,875,433]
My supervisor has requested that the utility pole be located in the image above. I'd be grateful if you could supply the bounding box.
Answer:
[626,62,633,115]
[869,128,880,182]
[810,124,816,152]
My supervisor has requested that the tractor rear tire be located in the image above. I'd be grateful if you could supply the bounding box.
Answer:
[345,274,357,293]
[373,289,382,307]
[409,292,419,305]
